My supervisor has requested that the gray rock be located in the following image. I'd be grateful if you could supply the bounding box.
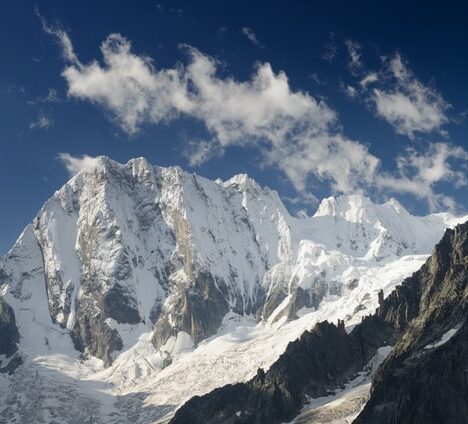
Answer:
[152,270,229,351]
[355,221,468,424]
[0,296,21,373]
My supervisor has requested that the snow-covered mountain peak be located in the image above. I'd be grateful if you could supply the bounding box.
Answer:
[75,154,118,175]
[310,193,459,259]
[1,156,468,423]
[313,194,409,224]
[223,172,252,187]
[223,172,269,197]
[383,196,407,213]
[3,157,468,366]
[127,156,157,178]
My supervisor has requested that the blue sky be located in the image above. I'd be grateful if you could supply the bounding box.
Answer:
[2,0,468,254]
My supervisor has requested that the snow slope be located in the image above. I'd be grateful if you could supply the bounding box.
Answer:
[0,156,467,423]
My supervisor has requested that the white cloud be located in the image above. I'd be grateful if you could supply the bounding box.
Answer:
[35,8,78,64]
[364,54,449,138]
[185,49,380,192]
[58,153,102,175]
[308,73,326,86]
[360,72,378,88]
[27,88,60,105]
[52,32,380,194]
[377,142,468,210]
[241,27,263,47]
[322,32,337,63]
[46,29,467,211]
[345,40,363,75]
[62,34,189,134]
[30,114,53,130]
[184,139,221,166]
[282,191,319,207]
[344,84,358,99]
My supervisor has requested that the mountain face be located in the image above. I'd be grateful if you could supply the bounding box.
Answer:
[0,156,466,423]
[0,296,20,372]
[170,221,468,424]
[355,222,468,424]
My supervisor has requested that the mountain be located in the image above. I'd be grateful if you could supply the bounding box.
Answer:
[170,221,468,424]
[355,221,468,423]
[0,156,466,423]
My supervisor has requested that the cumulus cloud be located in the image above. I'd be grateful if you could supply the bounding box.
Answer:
[62,34,189,134]
[241,27,263,47]
[51,32,380,194]
[377,142,468,210]
[58,153,102,175]
[184,49,379,192]
[45,28,467,211]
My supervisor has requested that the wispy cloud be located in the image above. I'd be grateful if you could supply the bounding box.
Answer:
[57,153,102,175]
[344,44,450,139]
[30,113,54,130]
[282,192,319,207]
[241,27,263,47]
[34,7,79,64]
[377,142,468,210]
[345,39,363,75]
[343,83,358,99]
[155,4,185,18]
[360,72,378,88]
[340,43,461,208]
[308,73,327,86]
[27,88,60,105]
[217,26,228,39]
[371,54,450,138]
[322,32,337,62]
[0,84,25,96]
[43,26,468,211]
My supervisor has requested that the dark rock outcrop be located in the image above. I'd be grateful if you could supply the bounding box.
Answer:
[355,222,468,424]
[170,310,406,424]
[70,303,123,367]
[152,271,230,351]
[102,284,141,325]
[0,296,21,374]
[0,297,20,357]
[170,320,362,424]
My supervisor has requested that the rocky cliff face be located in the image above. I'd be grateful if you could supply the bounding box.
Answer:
[169,320,366,424]
[0,297,19,357]
[1,156,459,367]
[170,222,468,424]
[355,222,468,424]
[0,296,21,374]
[168,283,417,423]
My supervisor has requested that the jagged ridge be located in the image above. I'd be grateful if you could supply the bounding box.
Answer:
[355,221,468,424]
[170,221,468,424]
[1,156,461,367]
